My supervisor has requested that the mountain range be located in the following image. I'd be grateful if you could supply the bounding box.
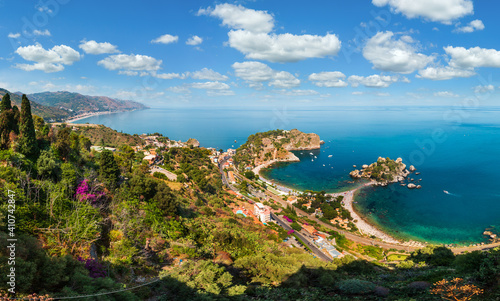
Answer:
[0,88,148,121]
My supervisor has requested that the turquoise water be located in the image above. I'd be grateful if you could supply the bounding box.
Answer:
[75,107,500,244]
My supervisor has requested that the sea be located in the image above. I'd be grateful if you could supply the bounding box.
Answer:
[74,106,500,245]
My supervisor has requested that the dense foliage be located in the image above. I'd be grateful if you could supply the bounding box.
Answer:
[0,119,497,300]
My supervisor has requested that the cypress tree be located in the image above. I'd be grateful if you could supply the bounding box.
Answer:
[0,94,16,149]
[0,93,12,112]
[99,149,120,189]
[11,105,20,134]
[18,94,39,159]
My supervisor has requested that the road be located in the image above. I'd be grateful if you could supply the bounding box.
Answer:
[272,213,332,261]
[223,160,500,255]
[219,158,332,261]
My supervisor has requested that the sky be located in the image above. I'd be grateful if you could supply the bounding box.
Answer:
[1,0,500,108]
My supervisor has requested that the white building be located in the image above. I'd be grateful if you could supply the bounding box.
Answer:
[254,202,271,223]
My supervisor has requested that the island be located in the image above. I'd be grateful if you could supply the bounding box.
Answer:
[349,157,419,188]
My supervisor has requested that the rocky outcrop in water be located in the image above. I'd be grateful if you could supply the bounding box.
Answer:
[350,157,411,185]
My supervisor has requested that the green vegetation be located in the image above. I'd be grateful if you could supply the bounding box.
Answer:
[294,190,352,221]
[0,116,498,300]
[387,254,409,261]
[352,157,406,183]
[75,125,143,147]
[234,129,319,171]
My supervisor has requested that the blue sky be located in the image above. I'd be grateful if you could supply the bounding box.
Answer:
[1,0,500,108]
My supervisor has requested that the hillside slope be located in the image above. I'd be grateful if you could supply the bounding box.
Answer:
[27,91,148,114]
[234,129,322,169]
[0,88,70,120]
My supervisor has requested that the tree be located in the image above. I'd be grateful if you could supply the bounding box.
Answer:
[290,222,302,232]
[54,127,71,161]
[153,182,178,216]
[0,93,11,111]
[32,115,46,139]
[18,94,39,160]
[98,150,120,189]
[0,109,16,149]
[431,278,483,301]
[37,150,60,181]
[244,170,256,180]
[11,105,20,134]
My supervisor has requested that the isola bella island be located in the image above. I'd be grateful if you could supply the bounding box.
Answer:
[1,1,500,300]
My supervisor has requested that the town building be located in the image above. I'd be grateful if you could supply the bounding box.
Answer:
[254,202,271,223]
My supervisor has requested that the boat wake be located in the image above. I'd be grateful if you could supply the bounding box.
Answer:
[443,190,460,197]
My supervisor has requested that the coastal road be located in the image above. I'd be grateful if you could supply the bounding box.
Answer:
[272,213,332,262]
[230,169,422,252]
[262,188,422,253]
[220,158,332,261]
[230,168,500,254]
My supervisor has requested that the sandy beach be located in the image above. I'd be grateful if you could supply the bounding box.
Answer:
[252,159,279,175]
[254,160,426,248]
[329,183,426,248]
[65,111,117,123]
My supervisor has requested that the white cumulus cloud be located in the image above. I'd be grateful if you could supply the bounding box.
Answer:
[189,81,234,96]
[434,91,459,97]
[455,19,485,33]
[190,81,230,90]
[197,3,274,34]
[348,74,407,88]
[445,46,500,69]
[79,40,120,54]
[308,71,348,87]
[190,68,228,81]
[33,29,51,36]
[363,31,433,74]
[228,30,341,63]
[473,85,494,94]
[275,89,319,96]
[417,66,475,80]
[269,71,300,88]
[200,4,341,63]
[151,34,179,44]
[186,35,203,46]
[15,44,81,73]
[232,61,300,89]
[372,0,473,24]
[8,33,21,39]
[98,54,162,71]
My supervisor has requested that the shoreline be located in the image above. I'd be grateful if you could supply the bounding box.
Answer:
[331,183,426,248]
[254,160,426,247]
[64,109,143,123]
[257,161,498,249]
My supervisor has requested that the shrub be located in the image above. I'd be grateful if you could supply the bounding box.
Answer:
[337,279,376,295]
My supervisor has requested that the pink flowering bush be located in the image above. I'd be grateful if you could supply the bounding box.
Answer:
[75,179,105,205]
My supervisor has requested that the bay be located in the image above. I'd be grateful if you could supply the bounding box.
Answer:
[75,107,500,244]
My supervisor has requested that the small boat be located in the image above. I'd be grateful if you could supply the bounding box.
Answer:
[311,159,314,162]
[328,155,333,157]
[314,156,317,158]
[444,190,449,194]
[323,164,325,166]
[309,152,313,155]
[234,140,237,143]
[300,152,303,154]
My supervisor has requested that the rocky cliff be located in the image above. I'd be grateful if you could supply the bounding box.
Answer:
[234,129,321,170]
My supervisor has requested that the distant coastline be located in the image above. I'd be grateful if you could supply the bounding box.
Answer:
[65,109,144,123]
